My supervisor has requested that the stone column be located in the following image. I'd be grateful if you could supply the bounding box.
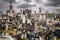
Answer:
[54,36,57,40]
[5,24,9,36]
[39,36,42,40]
[39,36,45,40]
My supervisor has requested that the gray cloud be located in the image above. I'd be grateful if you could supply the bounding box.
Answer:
[45,3,59,7]
[45,0,60,7]
[55,9,60,14]
[48,0,60,4]
[0,0,9,13]
[0,0,60,13]
[2,0,15,3]
[35,0,41,3]
[24,0,31,3]
[18,4,36,8]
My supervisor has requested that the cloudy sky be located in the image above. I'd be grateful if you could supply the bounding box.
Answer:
[0,0,60,13]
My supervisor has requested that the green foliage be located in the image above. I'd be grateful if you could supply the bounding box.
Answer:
[57,38,60,40]
[21,37,28,40]
[47,13,55,17]
[57,37,60,40]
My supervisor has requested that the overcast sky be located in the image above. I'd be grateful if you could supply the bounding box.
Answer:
[0,0,60,13]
